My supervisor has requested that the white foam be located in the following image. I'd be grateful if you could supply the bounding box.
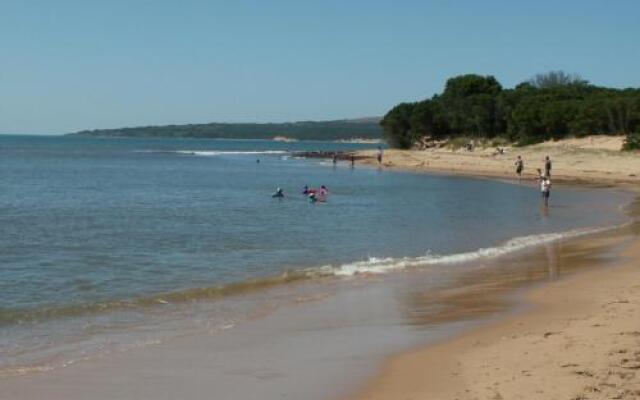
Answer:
[140,150,288,156]
[318,226,613,277]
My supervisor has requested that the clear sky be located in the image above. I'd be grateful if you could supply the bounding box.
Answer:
[1,0,639,134]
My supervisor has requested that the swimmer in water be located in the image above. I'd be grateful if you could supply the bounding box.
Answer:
[272,188,284,198]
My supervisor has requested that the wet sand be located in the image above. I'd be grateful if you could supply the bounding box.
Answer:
[349,225,640,400]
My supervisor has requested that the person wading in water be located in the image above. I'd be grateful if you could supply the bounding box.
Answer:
[541,176,551,208]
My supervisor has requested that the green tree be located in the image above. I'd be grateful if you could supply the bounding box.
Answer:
[440,75,503,137]
[381,73,640,148]
[380,102,417,149]
[409,99,449,139]
[528,71,588,88]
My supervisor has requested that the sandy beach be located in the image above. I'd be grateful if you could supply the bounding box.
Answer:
[358,136,640,185]
[350,230,640,400]
[347,137,640,399]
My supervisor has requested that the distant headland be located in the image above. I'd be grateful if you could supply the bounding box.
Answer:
[68,117,383,141]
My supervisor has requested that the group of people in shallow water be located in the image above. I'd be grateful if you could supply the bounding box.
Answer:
[271,147,386,202]
[275,148,554,208]
[272,185,329,203]
[302,185,328,202]
[514,155,553,207]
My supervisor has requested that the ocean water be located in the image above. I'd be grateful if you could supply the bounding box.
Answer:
[0,135,630,375]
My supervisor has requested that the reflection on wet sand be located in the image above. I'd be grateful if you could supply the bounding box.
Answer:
[394,226,633,328]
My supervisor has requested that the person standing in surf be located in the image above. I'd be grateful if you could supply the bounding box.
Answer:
[515,155,524,182]
[541,176,551,207]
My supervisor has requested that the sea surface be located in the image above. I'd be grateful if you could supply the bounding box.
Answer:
[0,134,631,376]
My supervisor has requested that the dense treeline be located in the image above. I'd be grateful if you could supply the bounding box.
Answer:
[71,118,383,141]
[381,72,640,149]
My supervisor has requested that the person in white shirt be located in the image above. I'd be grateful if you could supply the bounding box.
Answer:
[541,177,551,207]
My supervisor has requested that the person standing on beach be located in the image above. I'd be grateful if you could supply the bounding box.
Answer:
[541,176,551,207]
[377,146,383,164]
[544,156,552,177]
[515,156,524,182]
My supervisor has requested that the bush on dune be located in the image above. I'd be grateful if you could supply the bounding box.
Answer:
[381,71,640,149]
[623,132,640,151]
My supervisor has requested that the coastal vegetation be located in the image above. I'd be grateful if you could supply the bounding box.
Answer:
[381,72,640,150]
[70,118,383,141]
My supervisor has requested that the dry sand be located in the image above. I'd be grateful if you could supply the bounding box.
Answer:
[350,229,640,400]
[358,135,640,184]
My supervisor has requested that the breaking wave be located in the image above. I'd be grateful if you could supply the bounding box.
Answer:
[136,150,288,156]
[315,225,615,276]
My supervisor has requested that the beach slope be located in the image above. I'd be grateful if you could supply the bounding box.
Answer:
[351,234,640,400]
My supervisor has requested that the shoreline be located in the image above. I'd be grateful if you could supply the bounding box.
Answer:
[343,138,640,399]
[2,196,636,400]
[2,141,638,399]
[344,182,640,399]
[348,227,640,400]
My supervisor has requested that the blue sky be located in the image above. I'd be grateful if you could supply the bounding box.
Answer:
[1,0,639,134]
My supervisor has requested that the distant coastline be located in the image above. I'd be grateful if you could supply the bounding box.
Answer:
[68,117,383,142]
